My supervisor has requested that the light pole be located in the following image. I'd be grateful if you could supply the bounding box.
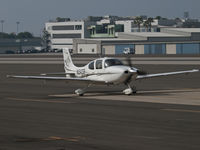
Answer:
[16,21,20,34]
[1,20,5,33]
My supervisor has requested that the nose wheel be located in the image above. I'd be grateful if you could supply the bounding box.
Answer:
[75,89,85,96]
[123,84,137,95]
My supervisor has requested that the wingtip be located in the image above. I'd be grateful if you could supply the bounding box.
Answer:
[6,75,12,78]
[193,69,199,72]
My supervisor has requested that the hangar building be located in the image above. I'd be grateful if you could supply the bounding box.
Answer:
[73,28,200,55]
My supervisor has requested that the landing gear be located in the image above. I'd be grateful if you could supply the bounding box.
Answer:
[123,84,137,95]
[75,84,92,96]
[75,89,85,96]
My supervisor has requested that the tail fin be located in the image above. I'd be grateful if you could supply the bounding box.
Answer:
[63,48,78,72]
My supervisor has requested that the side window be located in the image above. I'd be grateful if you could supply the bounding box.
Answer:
[96,60,102,69]
[88,61,94,70]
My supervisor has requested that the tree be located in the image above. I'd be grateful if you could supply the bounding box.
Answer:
[0,32,17,38]
[155,16,162,20]
[147,17,154,32]
[0,32,10,38]
[143,18,154,32]
[17,32,34,39]
[0,32,34,39]
[9,32,17,38]
[56,17,70,22]
[175,17,181,21]
[143,21,149,32]
[42,29,50,52]
[134,16,143,32]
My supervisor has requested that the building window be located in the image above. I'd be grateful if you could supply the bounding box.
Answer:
[111,28,114,34]
[115,25,124,32]
[96,25,107,34]
[80,48,82,52]
[92,28,95,35]
[52,25,74,30]
[53,34,81,38]
[92,49,95,52]
[141,28,146,32]
[144,44,166,54]
[96,60,102,69]
[176,43,200,54]
[199,43,200,53]
[75,25,82,30]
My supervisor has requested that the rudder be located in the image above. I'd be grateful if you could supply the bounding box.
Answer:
[63,48,77,72]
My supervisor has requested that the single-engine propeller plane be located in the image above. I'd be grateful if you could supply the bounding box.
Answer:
[7,48,199,96]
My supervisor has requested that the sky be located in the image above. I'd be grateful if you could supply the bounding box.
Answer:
[0,0,199,36]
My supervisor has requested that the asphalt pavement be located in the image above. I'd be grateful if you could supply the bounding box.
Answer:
[0,58,200,150]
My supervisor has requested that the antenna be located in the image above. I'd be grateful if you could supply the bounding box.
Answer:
[16,21,20,34]
[1,20,5,32]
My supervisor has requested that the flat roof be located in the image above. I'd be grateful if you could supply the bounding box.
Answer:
[121,32,187,37]
[164,28,200,33]
[82,38,142,41]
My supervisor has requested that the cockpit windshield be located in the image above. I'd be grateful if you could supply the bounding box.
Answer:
[104,59,123,68]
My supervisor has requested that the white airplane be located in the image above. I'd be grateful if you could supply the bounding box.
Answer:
[8,48,199,96]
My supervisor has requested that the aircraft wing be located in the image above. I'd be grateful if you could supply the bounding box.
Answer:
[136,69,199,80]
[40,72,74,76]
[7,75,105,84]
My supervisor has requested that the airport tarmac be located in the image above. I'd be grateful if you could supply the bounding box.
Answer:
[1,54,200,65]
[0,58,200,150]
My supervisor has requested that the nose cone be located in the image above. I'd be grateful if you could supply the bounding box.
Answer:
[105,66,134,84]
[108,66,138,75]
[122,67,138,74]
[110,66,130,74]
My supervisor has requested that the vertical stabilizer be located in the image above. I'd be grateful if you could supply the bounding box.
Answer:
[63,48,78,72]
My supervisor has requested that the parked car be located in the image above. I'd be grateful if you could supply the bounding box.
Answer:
[23,49,39,53]
[123,48,135,55]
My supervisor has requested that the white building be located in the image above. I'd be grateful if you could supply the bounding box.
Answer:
[97,19,111,25]
[115,20,134,33]
[45,20,94,50]
[115,19,160,33]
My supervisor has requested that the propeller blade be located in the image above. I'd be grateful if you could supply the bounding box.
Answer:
[137,69,148,75]
[126,55,132,67]
[125,55,148,76]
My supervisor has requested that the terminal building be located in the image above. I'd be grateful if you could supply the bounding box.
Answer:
[45,20,95,50]
[73,28,200,55]
[45,17,200,55]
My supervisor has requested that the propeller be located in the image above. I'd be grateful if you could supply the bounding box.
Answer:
[126,55,132,67]
[125,54,148,75]
[136,69,148,75]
